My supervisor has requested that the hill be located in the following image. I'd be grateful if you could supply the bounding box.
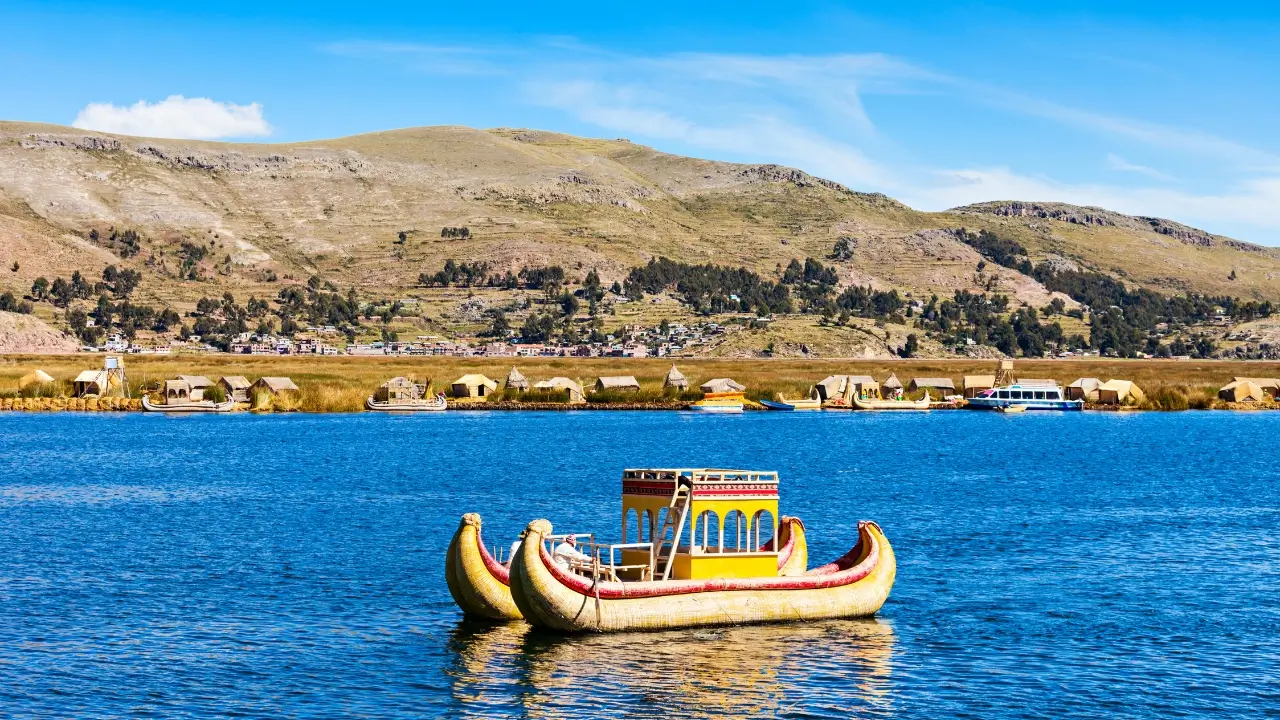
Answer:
[0,121,1276,357]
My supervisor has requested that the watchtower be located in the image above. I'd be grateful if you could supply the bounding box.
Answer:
[995,359,1015,387]
[104,355,128,397]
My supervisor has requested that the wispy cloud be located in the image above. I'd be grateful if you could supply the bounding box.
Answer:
[320,41,505,75]
[1106,153,1174,182]
[72,95,270,140]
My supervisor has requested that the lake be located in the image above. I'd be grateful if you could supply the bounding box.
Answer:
[1,410,1277,718]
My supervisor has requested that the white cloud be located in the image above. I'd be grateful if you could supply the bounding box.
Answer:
[72,95,271,140]
[1106,153,1174,182]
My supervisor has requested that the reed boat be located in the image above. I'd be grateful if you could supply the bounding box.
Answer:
[365,392,448,412]
[445,513,523,621]
[506,468,894,633]
[688,391,745,413]
[141,396,234,413]
[852,391,931,410]
[760,396,822,411]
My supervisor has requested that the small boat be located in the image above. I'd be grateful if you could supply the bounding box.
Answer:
[852,391,931,410]
[760,398,821,411]
[689,391,745,413]
[365,392,448,412]
[967,382,1083,411]
[141,396,234,413]
[996,404,1027,414]
[502,468,894,633]
[445,513,523,621]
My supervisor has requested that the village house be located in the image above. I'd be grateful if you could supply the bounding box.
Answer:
[535,377,586,403]
[252,377,299,396]
[450,374,498,399]
[909,377,956,394]
[963,375,995,399]
[73,370,109,397]
[218,376,252,403]
[1066,378,1102,402]
[595,376,641,393]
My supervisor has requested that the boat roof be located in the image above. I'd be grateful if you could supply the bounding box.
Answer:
[621,468,779,499]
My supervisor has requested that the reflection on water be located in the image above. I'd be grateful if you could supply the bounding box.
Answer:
[446,619,896,719]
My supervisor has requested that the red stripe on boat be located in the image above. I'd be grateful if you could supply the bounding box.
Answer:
[537,522,877,600]
[475,527,511,586]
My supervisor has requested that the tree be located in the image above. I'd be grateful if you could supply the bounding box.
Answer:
[31,277,49,301]
[50,277,72,307]
[831,236,855,261]
[898,333,919,358]
[559,291,580,319]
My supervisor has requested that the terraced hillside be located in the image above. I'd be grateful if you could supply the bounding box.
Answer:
[0,121,1277,355]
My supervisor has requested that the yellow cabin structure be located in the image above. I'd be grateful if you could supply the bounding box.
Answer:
[618,468,779,581]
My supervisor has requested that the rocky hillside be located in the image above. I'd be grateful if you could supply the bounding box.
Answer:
[0,121,1277,329]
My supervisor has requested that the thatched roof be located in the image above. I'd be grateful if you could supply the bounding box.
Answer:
[74,370,108,384]
[177,375,212,388]
[963,375,994,389]
[1220,380,1265,402]
[1098,379,1144,404]
[881,373,903,389]
[219,376,251,390]
[535,377,586,402]
[505,366,529,390]
[1068,377,1101,389]
[596,375,640,391]
[663,364,688,388]
[19,369,54,388]
[1233,376,1280,390]
[254,376,299,393]
[451,374,497,390]
[909,377,955,391]
[381,376,417,388]
[700,378,745,393]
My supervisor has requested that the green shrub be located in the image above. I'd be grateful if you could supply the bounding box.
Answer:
[204,384,228,403]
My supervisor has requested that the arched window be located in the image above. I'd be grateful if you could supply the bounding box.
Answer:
[624,508,638,543]
[639,509,652,542]
[656,507,671,545]
[752,510,775,551]
[695,510,721,552]
[724,510,747,552]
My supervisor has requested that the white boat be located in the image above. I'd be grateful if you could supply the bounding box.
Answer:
[141,396,234,413]
[366,393,448,412]
[967,382,1083,411]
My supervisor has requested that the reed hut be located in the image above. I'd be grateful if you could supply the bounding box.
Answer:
[814,375,848,401]
[663,364,689,390]
[1219,380,1265,403]
[595,376,641,393]
[535,377,586,403]
[963,375,995,399]
[909,377,955,393]
[1066,378,1102,401]
[218,376,252,403]
[881,373,903,397]
[700,378,745,394]
[1097,379,1145,405]
[504,366,530,392]
[451,374,497,399]
[375,376,422,402]
[1233,377,1280,399]
[177,375,213,401]
[253,377,299,395]
[73,370,109,397]
[164,378,193,403]
[18,369,54,389]
[846,375,879,400]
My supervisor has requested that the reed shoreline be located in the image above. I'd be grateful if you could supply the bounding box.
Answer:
[2,354,1279,413]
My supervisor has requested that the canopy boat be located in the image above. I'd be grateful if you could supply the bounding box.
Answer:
[366,377,447,411]
[366,392,447,411]
[967,382,1083,411]
[852,391,931,410]
[141,396,234,413]
[505,468,894,633]
[688,391,745,413]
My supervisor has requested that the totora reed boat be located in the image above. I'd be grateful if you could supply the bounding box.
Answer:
[141,396,234,413]
[467,468,894,633]
[446,513,523,621]
[852,391,931,410]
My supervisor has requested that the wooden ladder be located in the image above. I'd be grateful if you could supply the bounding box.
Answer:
[655,484,691,581]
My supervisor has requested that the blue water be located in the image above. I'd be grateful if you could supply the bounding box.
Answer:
[1,410,1277,718]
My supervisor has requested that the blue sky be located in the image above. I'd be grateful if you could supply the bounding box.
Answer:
[3,1,1280,243]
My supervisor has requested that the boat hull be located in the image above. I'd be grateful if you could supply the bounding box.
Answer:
[967,397,1083,411]
[366,396,447,411]
[445,513,523,621]
[509,518,894,633]
[852,396,930,410]
[688,402,744,413]
[760,399,821,411]
[141,396,234,413]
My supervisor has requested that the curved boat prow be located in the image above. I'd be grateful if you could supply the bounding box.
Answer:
[776,516,808,576]
[445,513,524,621]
